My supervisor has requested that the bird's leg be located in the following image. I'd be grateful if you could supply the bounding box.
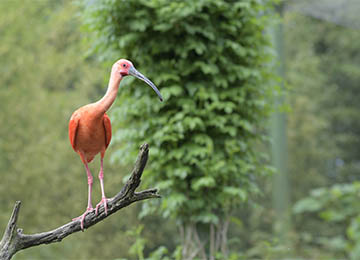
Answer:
[73,162,94,230]
[96,157,108,215]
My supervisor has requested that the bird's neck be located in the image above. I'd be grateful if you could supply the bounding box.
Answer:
[96,71,122,114]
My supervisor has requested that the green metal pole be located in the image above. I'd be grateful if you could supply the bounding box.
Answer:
[270,4,290,242]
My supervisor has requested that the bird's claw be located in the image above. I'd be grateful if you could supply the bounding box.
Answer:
[95,197,108,216]
[72,207,94,231]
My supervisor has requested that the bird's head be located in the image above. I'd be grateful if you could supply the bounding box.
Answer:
[113,59,163,102]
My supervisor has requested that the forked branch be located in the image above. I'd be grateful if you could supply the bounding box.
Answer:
[0,143,160,260]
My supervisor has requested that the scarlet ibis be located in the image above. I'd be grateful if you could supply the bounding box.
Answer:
[69,59,162,230]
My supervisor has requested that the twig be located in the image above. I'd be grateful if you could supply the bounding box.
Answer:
[0,143,160,260]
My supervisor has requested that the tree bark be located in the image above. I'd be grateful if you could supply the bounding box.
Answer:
[181,223,208,260]
[209,223,215,260]
[0,143,160,260]
[221,218,230,258]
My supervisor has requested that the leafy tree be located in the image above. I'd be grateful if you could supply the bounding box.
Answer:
[83,0,277,258]
[284,12,360,259]
[285,13,334,201]
[286,12,360,197]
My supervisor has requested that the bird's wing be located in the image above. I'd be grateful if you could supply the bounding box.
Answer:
[69,112,80,151]
[103,113,112,149]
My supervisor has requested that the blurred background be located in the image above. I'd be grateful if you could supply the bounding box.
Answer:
[0,0,360,259]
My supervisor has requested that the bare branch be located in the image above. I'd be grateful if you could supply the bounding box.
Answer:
[0,143,160,260]
[0,201,21,260]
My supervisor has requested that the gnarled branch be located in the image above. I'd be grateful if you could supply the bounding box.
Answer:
[0,143,160,260]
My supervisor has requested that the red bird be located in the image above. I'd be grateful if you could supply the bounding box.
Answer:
[69,59,162,230]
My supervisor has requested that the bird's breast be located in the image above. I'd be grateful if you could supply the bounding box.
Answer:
[75,114,106,160]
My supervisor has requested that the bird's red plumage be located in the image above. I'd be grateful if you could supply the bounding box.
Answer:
[68,104,112,163]
[103,113,112,149]
[68,114,79,151]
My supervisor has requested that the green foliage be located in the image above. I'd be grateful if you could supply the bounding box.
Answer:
[124,224,182,260]
[126,225,146,260]
[285,12,333,202]
[286,12,360,198]
[294,182,360,259]
[83,0,276,227]
[284,12,360,259]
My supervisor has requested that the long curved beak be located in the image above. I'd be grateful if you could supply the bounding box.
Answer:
[129,66,163,102]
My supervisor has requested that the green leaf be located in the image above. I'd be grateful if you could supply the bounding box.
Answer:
[192,176,216,191]
[224,187,247,201]
[293,198,323,213]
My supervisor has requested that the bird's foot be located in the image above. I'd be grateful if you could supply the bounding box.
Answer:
[95,197,108,216]
[72,207,94,231]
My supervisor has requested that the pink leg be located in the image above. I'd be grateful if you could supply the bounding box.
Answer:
[73,162,94,230]
[96,157,108,215]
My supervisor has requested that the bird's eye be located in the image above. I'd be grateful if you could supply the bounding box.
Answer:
[122,64,126,68]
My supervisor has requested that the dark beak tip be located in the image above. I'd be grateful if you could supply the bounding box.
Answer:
[130,66,163,102]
